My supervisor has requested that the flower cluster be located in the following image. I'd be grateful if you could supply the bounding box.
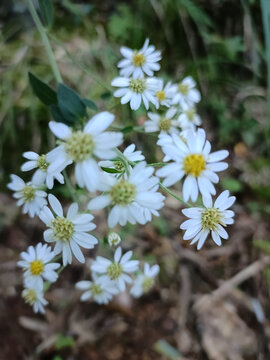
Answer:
[9,38,235,314]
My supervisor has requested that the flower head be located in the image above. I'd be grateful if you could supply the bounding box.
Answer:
[7,174,47,217]
[76,274,119,304]
[171,76,201,108]
[91,246,139,291]
[144,107,179,134]
[39,194,98,265]
[178,104,202,131]
[111,76,158,110]
[22,281,48,314]
[156,129,229,202]
[180,190,236,250]
[21,151,65,189]
[108,232,121,247]
[117,38,161,78]
[48,112,123,192]
[88,162,165,228]
[18,243,60,288]
[154,79,175,108]
[130,263,160,298]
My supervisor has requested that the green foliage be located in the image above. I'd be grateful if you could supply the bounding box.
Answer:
[57,83,87,124]
[221,178,243,193]
[28,72,57,105]
[55,334,75,350]
[38,0,54,28]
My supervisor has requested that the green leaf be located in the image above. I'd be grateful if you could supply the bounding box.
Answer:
[50,104,67,123]
[82,98,98,110]
[55,334,75,350]
[28,72,57,105]
[101,167,122,174]
[221,178,243,193]
[38,0,54,28]
[57,84,86,123]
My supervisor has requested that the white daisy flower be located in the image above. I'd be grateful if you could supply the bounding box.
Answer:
[117,38,161,78]
[111,76,158,110]
[22,281,48,314]
[130,263,160,298]
[7,174,47,218]
[18,243,60,288]
[108,232,121,247]
[91,246,139,292]
[154,79,175,109]
[171,76,201,107]
[21,151,65,190]
[39,194,98,266]
[76,274,119,304]
[88,162,165,228]
[99,144,145,172]
[47,112,123,192]
[178,104,202,131]
[144,107,179,134]
[156,129,229,202]
[180,190,236,250]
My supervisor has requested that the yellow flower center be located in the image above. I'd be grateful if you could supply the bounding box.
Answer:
[129,79,146,94]
[91,283,103,295]
[37,155,49,171]
[178,83,189,95]
[159,118,172,132]
[110,180,136,206]
[114,160,125,172]
[201,208,222,231]
[65,131,94,162]
[23,289,38,305]
[185,108,195,121]
[107,263,123,280]
[156,90,166,102]
[132,51,146,67]
[52,217,74,241]
[183,154,206,177]
[22,186,35,202]
[30,260,44,275]
[142,277,155,293]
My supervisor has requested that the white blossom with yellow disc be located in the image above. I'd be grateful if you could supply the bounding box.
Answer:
[18,243,60,288]
[156,128,229,202]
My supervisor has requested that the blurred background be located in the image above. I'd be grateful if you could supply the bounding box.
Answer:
[1,0,270,359]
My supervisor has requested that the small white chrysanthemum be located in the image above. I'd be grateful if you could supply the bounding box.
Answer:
[180,190,236,250]
[88,162,165,228]
[108,232,121,247]
[111,76,158,110]
[171,76,201,108]
[178,104,202,131]
[130,263,160,298]
[39,194,98,266]
[48,112,123,192]
[76,274,119,304]
[22,281,48,314]
[21,151,65,190]
[154,79,175,109]
[144,107,179,134]
[7,175,47,218]
[99,144,145,172]
[117,38,161,78]
[18,243,60,288]
[156,129,229,202]
[91,246,139,291]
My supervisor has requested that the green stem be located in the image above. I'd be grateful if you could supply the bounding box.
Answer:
[26,0,62,83]
[114,148,130,176]
[159,182,191,207]
[148,162,166,167]
[63,169,79,203]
